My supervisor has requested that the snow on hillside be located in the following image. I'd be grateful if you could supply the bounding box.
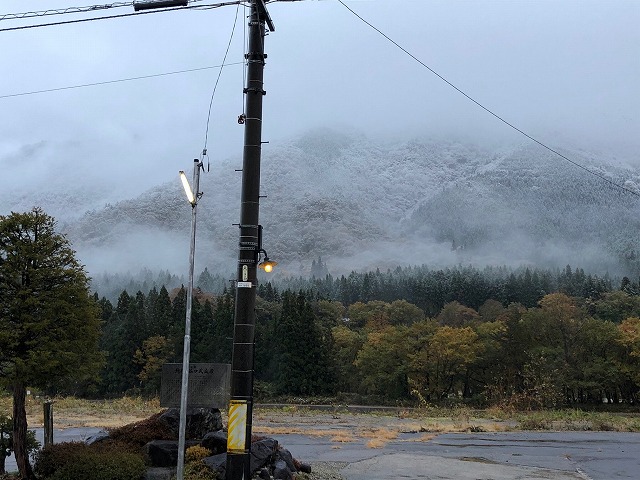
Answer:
[2,129,639,277]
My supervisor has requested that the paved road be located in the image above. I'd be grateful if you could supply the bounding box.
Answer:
[6,429,639,479]
[4,427,104,473]
[271,431,640,479]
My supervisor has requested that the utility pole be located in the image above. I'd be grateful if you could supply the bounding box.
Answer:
[226,2,274,480]
[177,159,203,480]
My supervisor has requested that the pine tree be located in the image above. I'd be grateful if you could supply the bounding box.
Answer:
[0,208,103,479]
[273,291,333,395]
[212,291,234,363]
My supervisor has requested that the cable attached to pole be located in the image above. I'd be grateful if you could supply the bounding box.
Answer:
[201,2,241,165]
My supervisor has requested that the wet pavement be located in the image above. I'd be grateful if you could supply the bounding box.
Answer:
[6,429,640,479]
[269,431,640,479]
[4,427,104,473]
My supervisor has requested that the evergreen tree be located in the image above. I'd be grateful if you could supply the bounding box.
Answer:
[170,286,187,361]
[191,299,216,362]
[273,291,333,395]
[197,267,216,292]
[212,291,234,363]
[0,208,103,479]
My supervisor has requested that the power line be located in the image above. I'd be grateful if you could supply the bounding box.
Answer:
[0,0,305,22]
[202,2,241,157]
[0,1,216,21]
[0,2,134,21]
[0,1,241,33]
[337,0,640,199]
[0,63,244,100]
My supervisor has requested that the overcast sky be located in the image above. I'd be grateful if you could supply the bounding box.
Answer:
[1,0,638,204]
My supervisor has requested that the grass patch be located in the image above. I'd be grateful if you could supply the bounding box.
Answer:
[510,409,640,432]
[3,393,639,433]
[0,394,162,428]
[330,432,355,443]
[362,428,398,448]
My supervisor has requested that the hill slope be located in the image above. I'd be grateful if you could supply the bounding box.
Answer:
[4,129,640,277]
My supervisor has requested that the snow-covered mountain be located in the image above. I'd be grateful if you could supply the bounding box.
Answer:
[3,129,640,277]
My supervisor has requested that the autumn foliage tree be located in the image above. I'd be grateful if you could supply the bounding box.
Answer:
[0,208,103,479]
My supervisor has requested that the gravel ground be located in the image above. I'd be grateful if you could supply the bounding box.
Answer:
[297,462,348,480]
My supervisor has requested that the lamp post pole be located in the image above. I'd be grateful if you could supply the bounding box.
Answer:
[177,158,202,480]
[226,1,274,479]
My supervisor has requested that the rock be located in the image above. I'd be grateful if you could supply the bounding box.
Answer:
[85,431,110,445]
[145,439,199,467]
[275,447,297,473]
[158,408,223,439]
[250,438,279,473]
[202,452,227,477]
[143,467,175,480]
[273,459,293,480]
[201,430,227,454]
[198,437,305,480]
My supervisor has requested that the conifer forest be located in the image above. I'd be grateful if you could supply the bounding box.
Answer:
[93,264,640,407]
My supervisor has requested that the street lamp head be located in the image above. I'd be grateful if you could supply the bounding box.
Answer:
[258,255,277,273]
[179,171,195,204]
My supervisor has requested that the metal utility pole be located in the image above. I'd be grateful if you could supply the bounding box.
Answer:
[226,1,274,480]
[177,159,202,480]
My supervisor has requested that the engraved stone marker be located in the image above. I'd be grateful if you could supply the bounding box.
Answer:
[160,363,230,409]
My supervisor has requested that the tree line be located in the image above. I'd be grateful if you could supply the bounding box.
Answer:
[8,209,637,479]
[90,263,640,406]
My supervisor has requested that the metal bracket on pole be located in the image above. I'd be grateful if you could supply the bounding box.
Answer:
[255,0,275,32]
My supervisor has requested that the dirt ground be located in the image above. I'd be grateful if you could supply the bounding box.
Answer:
[23,402,511,448]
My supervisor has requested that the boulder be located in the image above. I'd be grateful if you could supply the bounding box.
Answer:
[158,408,223,439]
[273,459,294,480]
[250,438,279,473]
[201,430,228,454]
[143,467,175,480]
[145,439,199,467]
[85,431,110,445]
[202,452,227,477]
[275,447,297,473]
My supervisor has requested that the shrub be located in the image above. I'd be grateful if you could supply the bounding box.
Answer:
[107,411,174,449]
[181,461,217,480]
[34,442,145,480]
[34,442,89,478]
[185,445,212,464]
[50,451,145,480]
[1,414,41,470]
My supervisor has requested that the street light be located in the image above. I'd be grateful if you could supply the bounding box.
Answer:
[256,225,277,273]
[257,250,277,273]
[179,170,195,204]
[176,159,203,480]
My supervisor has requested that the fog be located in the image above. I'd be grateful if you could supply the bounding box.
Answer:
[1,1,638,191]
[1,1,639,278]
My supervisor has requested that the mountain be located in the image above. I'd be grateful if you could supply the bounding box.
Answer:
[3,129,640,278]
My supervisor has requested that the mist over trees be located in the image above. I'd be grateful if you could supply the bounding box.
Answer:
[87,263,640,406]
[3,209,640,413]
[47,133,640,279]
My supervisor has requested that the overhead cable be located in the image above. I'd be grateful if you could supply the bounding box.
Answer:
[0,1,211,21]
[337,0,640,198]
[0,1,241,33]
[0,3,130,21]
[202,3,241,157]
[0,63,244,100]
